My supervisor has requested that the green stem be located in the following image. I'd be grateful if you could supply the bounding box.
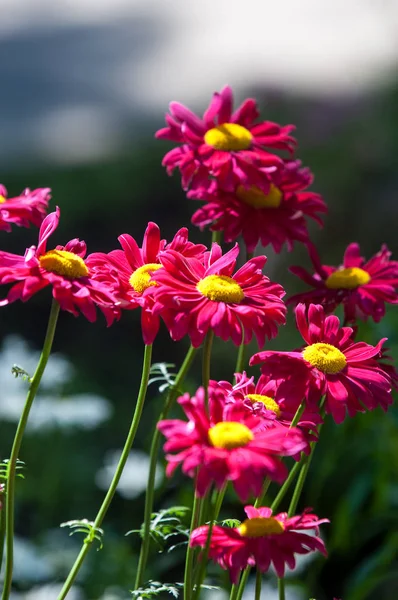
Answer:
[211,230,222,245]
[0,493,5,572]
[289,399,306,429]
[254,477,271,508]
[193,484,227,600]
[270,460,301,513]
[255,569,262,600]
[184,492,202,600]
[278,577,286,600]
[57,343,153,600]
[134,345,198,589]
[234,339,246,375]
[202,331,214,413]
[2,299,60,600]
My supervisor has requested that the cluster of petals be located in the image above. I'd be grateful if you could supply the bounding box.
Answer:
[190,160,327,253]
[289,242,398,324]
[86,222,206,344]
[157,385,307,501]
[151,243,286,347]
[0,184,51,232]
[156,85,296,193]
[250,303,396,424]
[190,505,328,583]
[0,208,116,321]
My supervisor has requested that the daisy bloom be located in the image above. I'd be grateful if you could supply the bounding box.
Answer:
[86,222,206,344]
[190,160,327,253]
[190,505,328,583]
[289,242,398,324]
[0,184,51,232]
[156,85,296,192]
[0,208,116,321]
[250,303,395,424]
[151,243,286,348]
[158,386,307,501]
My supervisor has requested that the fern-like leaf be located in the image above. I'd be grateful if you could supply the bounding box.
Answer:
[148,363,177,393]
[11,364,32,382]
[60,519,104,549]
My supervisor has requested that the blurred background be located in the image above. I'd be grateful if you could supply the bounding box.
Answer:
[1,0,398,598]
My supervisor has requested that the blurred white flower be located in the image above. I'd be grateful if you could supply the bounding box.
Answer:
[96,449,163,499]
[10,583,82,600]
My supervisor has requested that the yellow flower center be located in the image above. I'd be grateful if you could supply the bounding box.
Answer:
[238,517,285,538]
[325,267,371,289]
[246,394,281,417]
[204,123,253,151]
[197,275,244,303]
[208,422,254,450]
[39,250,89,279]
[0,195,6,204]
[129,263,162,294]
[302,342,347,374]
[236,185,282,209]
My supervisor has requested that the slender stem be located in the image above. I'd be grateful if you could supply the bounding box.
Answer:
[193,484,227,600]
[278,577,286,600]
[234,340,246,375]
[134,345,198,589]
[254,477,271,508]
[2,299,60,600]
[211,230,222,245]
[270,460,301,513]
[184,492,202,600]
[0,493,5,572]
[289,400,306,429]
[255,569,263,600]
[57,343,153,600]
[202,331,214,413]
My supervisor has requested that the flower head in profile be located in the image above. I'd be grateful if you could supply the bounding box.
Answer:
[289,242,398,324]
[86,223,206,344]
[250,303,395,424]
[190,505,328,583]
[0,184,51,232]
[190,160,327,253]
[0,208,116,321]
[156,85,296,192]
[158,386,307,501]
[151,243,286,348]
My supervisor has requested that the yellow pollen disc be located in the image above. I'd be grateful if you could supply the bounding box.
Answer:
[208,422,254,450]
[0,195,6,204]
[236,185,282,209]
[39,250,89,279]
[238,517,285,538]
[129,263,162,294]
[197,275,244,303]
[204,123,253,151]
[302,342,347,374]
[246,394,281,417]
[325,267,371,289]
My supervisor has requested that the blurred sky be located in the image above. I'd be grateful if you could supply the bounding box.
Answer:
[1,0,398,166]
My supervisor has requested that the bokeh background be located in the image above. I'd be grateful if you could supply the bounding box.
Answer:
[1,1,398,598]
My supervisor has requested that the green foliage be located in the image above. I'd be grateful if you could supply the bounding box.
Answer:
[0,459,25,482]
[126,507,190,553]
[130,582,220,599]
[11,364,32,382]
[60,519,104,549]
[148,363,178,393]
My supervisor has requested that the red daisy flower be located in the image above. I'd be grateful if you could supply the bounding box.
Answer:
[250,303,395,424]
[289,242,398,324]
[0,208,116,321]
[155,85,296,192]
[158,387,307,501]
[151,243,286,348]
[0,184,51,232]
[190,505,328,583]
[190,160,327,253]
[86,222,206,344]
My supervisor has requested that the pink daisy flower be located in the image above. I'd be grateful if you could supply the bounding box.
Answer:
[289,242,398,324]
[151,243,286,348]
[158,386,307,501]
[0,184,51,232]
[190,505,328,583]
[156,85,296,192]
[86,222,206,344]
[250,303,395,424]
[190,160,327,253]
[0,208,116,321]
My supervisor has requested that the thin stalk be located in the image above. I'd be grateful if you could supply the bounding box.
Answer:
[278,577,286,600]
[0,494,5,572]
[184,492,201,600]
[254,477,271,508]
[211,230,222,245]
[57,343,153,600]
[255,569,263,600]
[2,299,60,600]
[134,345,198,588]
[234,339,246,375]
[202,330,214,413]
[270,460,301,513]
